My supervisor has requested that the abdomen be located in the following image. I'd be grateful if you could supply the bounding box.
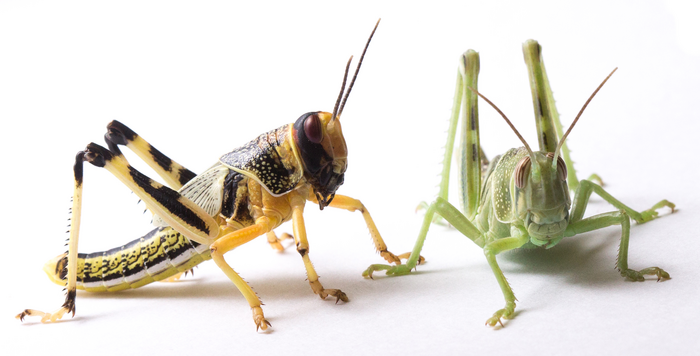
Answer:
[45,227,211,292]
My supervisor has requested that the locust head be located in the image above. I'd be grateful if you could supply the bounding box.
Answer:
[293,111,348,209]
[514,151,571,247]
[293,19,379,210]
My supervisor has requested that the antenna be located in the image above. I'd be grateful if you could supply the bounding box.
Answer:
[551,67,618,167]
[330,56,353,122]
[336,18,381,119]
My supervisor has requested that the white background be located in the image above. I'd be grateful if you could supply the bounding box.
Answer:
[1,1,698,355]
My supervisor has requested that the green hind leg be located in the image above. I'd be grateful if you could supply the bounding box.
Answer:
[523,40,607,191]
[416,50,481,224]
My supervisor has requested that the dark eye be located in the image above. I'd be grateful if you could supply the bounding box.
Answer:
[547,152,568,181]
[514,156,531,189]
[304,114,323,143]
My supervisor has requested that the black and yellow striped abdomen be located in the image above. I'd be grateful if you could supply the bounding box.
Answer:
[45,227,211,292]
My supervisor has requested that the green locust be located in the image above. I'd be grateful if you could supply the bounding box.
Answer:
[363,40,675,327]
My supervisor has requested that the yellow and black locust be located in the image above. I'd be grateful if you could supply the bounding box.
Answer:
[17,19,418,332]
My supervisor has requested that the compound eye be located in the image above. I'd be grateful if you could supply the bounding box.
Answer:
[514,156,531,189]
[304,114,323,143]
[556,156,567,181]
[547,152,568,181]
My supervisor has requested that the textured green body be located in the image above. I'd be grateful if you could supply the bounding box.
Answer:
[473,149,526,247]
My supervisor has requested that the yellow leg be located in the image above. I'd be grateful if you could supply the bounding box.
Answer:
[291,201,348,303]
[15,309,72,323]
[210,217,275,331]
[17,153,86,323]
[322,194,424,266]
[266,231,294,252]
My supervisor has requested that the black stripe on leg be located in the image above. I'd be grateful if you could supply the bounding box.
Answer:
[128,166,210,236]
[541,131,549,151]
[178,167,197,186]
[147,144,196,185]
[149,144,174,173]
[296,242,308,257]
[470,107,477,130]
[106,121,197,186]
[83,143,210,236]
[74,152,85,187]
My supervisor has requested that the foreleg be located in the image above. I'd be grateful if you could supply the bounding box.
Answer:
[363,197,482,278]
[568,180,672,280]
[318,194,416,265]
[295,196,348,302]
[483,228,529,327]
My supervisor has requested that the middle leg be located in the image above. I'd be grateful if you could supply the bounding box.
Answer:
[571,180,674,224]
[266,231,294,252]
[210,217,276,331]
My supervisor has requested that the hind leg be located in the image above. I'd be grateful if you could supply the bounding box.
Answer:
[17,142,218,324]
[104,120,196,189]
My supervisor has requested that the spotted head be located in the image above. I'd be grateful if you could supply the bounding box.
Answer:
[293,19,380,210]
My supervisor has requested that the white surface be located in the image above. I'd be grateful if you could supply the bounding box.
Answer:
[1,1,698,355]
